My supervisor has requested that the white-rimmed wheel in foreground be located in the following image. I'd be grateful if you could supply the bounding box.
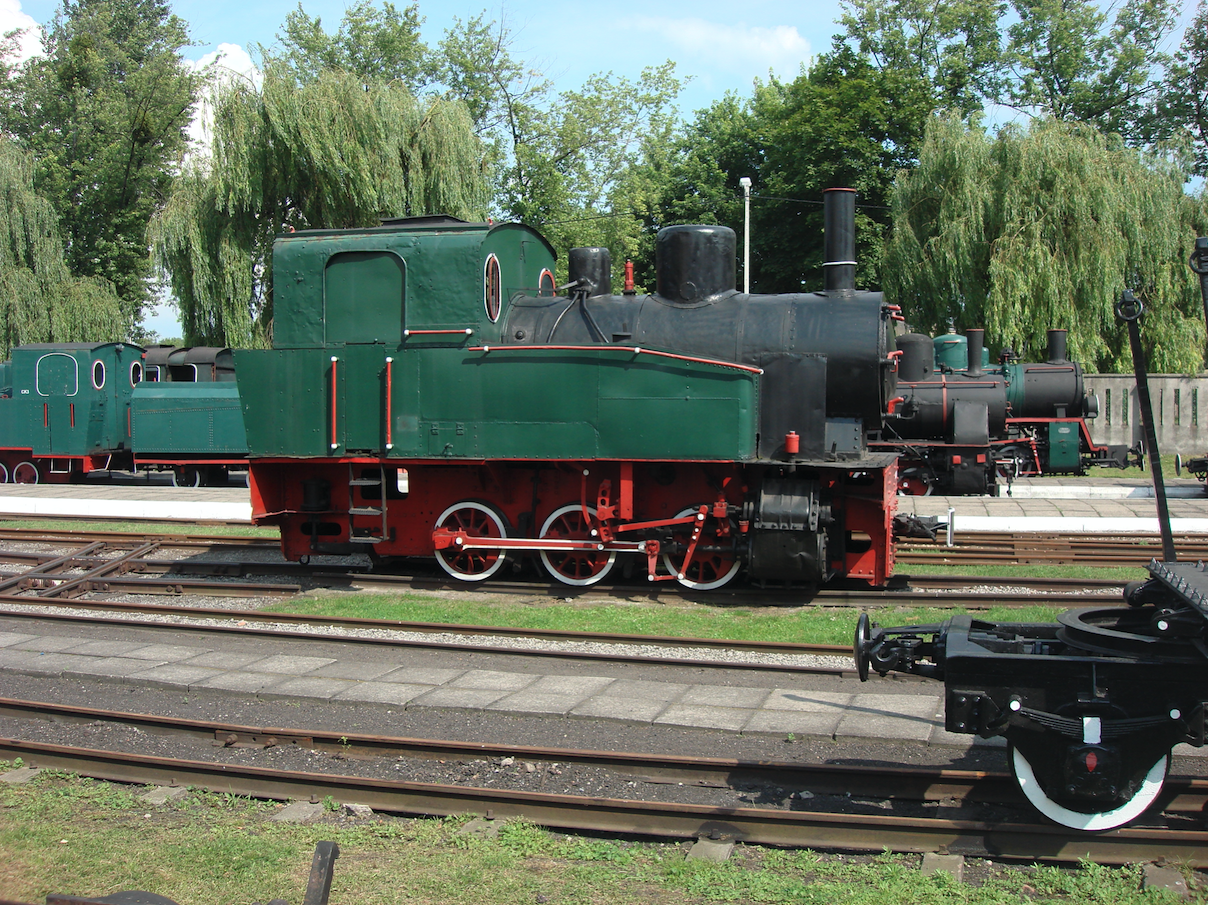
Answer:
[0,463,9,483]
[1008,742,1168,831]
[171,467,201,488]
[12,461,38,484]
[538,504,615,586]
[434,501,509,581]
[662,506,742,591]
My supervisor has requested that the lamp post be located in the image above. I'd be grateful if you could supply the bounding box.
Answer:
[739,177,752,294]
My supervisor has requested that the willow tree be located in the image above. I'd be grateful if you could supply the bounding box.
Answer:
[0,137,123,357]
[885,116,1208,372]
[151,67,489,347]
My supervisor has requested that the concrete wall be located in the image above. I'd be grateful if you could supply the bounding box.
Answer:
[1083,374,1208,454]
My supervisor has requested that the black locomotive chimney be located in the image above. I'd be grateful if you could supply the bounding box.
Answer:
[1047,329,1068,363]
[966,328,984,376]
[823,187,856,295]
[896,333,934,382]
[568,247,612,297]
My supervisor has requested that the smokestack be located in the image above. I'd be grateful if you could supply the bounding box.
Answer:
[823,188,856,295]
[1047,329,1068,364]
[966,328,984,376]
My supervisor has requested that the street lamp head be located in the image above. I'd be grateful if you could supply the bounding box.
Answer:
[739,177,752,190]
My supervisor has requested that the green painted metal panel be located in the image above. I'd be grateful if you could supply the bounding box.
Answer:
[341,344,387,452]
[1048,420,1080,469]
[235,348,332,456]
[324,252,404,345]
[131,383,248,454]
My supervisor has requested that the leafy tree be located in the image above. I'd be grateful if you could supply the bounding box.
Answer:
[269,0,431,90]
[1157,0,1208,176]
[838,0,1003,118]
[150,67,488,347]
[994,0,1180,138]
[0,137,124,357]
[3,0,200,334]
[884,116,1207,372]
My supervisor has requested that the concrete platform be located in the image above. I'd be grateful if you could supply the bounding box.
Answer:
[0,476,252,523]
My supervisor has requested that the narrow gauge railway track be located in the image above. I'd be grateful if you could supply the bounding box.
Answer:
[1,732,1205,865]
[5,696,1207,815]
[0,604,855,675]
[0,532,1127,607]
[897,532,1208,567]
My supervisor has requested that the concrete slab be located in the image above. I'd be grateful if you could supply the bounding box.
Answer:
[196,672,286,693]
[243,654,338,675]
[333,682,431,705]
[1142,864,1190,898]
[0,632,37,648]
[592,679,689,702]
[376,666,466,685]
[0,766,41,784]
[64,656,169,678]
[678,685,772,709]
[521,675,615,696]
[133,664,225,687]
[0,648,45,669]
[182,651,268,669]
[928,724,1005,748]
[59,640,145,657]
[123,644,206,661]
[449,669,539,692]
[407,687,512,710]
[920,853,964,882]
[309,661,405,681]
[488,691,593,716]
[655,705,753,732]
[687,838,734,862]
[12,636,87,652]
[743,709,845,737]
[835,693,942,742]
[269,800,326,823]
[141,786,189,805]
[264,677,356,700]
[569,695,670,724]
[763,690,852,712]
[16,652,106,674]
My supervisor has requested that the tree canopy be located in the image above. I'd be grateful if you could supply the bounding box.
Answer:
[151,67,488,347]
[0,136,124,357]
[884,116,1208,372]
[3,0,199,335]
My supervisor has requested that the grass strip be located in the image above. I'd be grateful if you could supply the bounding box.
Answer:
[0,768,1190,905]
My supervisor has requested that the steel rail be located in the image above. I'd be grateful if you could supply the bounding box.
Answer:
[0,605,856,675]
[3,695,1205,815]
[3,737,1206,865]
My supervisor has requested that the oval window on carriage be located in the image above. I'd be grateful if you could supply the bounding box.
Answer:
[538,268,556,298]
[130,362,142,386]
[91,360,105,390]
[484,254,502,322]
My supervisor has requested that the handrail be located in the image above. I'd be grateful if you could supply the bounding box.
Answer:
[468,344,763,375]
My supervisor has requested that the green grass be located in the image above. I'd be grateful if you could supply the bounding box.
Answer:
[0,769,1194,904]
[265,592,1073,646]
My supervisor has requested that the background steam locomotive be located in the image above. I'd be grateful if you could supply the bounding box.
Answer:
[875,326,1137,496]
[237,189,902,590]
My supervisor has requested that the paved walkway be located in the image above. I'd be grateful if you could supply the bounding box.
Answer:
[0,620,963,748]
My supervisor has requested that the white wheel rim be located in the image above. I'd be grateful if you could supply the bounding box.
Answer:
[434,501,508,581]
[662,506,742,590]
[173,468,200,488]
[1011,745,1167,831]
[14,461,37,484]
[538,504,616,586]
[0,463,8,484]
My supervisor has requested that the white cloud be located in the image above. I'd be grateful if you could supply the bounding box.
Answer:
[624,17,812,81]
[185,43,262,155]
[0,0,41,63]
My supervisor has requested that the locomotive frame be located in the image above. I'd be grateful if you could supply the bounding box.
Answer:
[239,193,903,590]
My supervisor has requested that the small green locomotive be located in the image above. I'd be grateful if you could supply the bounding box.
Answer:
[0,342,247,485]
[240,192,902,589]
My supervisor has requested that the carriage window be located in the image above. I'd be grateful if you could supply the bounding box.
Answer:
[539,268,556,297]
[484,254,502,322]
[92,360,105,389]
[145,365,160,382]
[130,362,142,385]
